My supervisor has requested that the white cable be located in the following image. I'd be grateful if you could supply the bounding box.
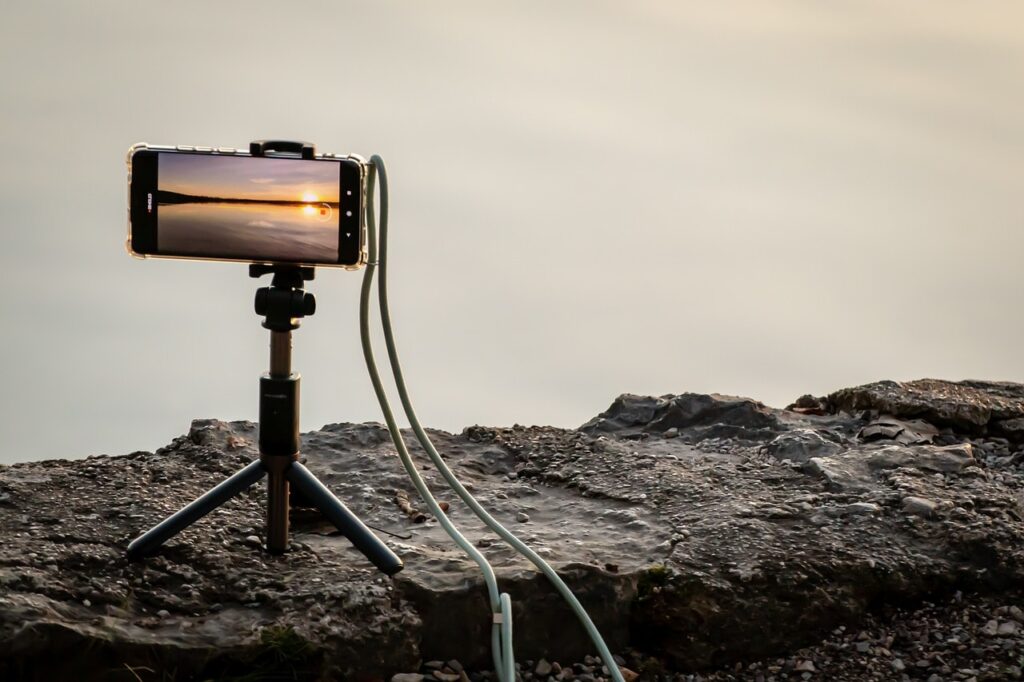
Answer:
[367,155,625,682]
[360,162,515,682]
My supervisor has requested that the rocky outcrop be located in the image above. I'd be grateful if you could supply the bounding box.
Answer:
[826,378,1024,438]
[1,379,1023,681]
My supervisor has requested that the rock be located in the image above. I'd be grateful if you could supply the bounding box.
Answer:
[794,659,815,672]
[829,379,1024,435]
[806,444,976,492]
[859,417,938,445]
[580,392,783,441]
[432,672,459,682]
[535,658,552,676]
[392,675,425,682]
[2,380,1024,680]
[765,429,841,463]
[516,511,530,523]
[902,496,939,518]
[892,658,906,672]
[620,667,640,682]
[998,621,1020,636]
[786,394,828,415]
[842,502,881,516]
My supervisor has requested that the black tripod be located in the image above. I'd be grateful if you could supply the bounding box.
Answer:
[126,263,403,576]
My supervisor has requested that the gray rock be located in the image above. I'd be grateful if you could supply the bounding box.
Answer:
[843,502,882,516]
[2,380,1024,679]
[829,379,1024,435]
[902,496,939,518]
[392,675,425,682]
[765,429,841,463]
[998,621,1020,636]
[859,417,938,445]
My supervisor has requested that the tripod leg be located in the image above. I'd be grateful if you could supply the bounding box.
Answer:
[127,460,267,558]
[286,462,404,576]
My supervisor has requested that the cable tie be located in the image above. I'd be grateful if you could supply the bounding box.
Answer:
[492,612,504,624]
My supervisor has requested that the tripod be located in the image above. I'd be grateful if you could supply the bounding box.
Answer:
[126,263,403,576]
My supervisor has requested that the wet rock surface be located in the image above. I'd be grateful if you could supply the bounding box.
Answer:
[1,378,1023,681]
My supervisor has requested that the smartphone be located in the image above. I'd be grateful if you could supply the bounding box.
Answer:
[127,143,367,268]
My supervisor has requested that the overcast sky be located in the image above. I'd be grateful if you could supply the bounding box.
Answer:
[2,2,1023,464]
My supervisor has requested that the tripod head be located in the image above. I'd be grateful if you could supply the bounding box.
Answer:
[250,264,316,332]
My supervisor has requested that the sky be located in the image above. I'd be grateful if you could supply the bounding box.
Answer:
[1,2,1023,464]
[158,154,340,202]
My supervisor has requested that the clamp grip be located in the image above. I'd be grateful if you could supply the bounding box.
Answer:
[250,140,315,159]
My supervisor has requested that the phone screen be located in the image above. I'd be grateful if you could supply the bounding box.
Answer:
[157,153,344,262]
[129,148,364,267]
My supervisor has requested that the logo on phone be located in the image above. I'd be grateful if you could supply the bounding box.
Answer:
[147,193,153,213]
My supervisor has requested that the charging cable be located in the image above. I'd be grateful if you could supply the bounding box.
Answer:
[362,155,625,682]
[360,161,515,682]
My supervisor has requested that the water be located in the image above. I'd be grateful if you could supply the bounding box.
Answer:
[158,203,339,263]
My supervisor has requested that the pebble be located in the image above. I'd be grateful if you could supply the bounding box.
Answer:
[844,502,881,515]
[999,621,1020,636]
[902,496,938,518]
[516,511,530,523]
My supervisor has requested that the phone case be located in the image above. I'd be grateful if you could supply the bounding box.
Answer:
[125,142,369,270]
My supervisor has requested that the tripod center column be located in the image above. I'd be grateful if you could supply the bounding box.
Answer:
[261,329,300,554]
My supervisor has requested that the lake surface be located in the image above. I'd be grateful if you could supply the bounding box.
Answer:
[158,202,339,263]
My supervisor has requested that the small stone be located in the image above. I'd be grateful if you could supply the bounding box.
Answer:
[432,673,459,682]
[391,675,425,682]
[998,621,1020,636]
[424,661,444,671]
[620,668,640,682]
[82,599,91,607]
[535,659,552,676]
[855,641,870,653]
[794,660,815,672]
[445,660,463,674]
[516,511,530,523]
[892,659,906,672]
[244,535,262,546]
[663,428,679,438]
[844,502,881,515]
[902,496,938,518]
[982,619,1000,636]
[156,609,170,618]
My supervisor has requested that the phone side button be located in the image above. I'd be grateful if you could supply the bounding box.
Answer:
[176,145,194,151]
[217,147,237,154]
[194,145,212,152]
